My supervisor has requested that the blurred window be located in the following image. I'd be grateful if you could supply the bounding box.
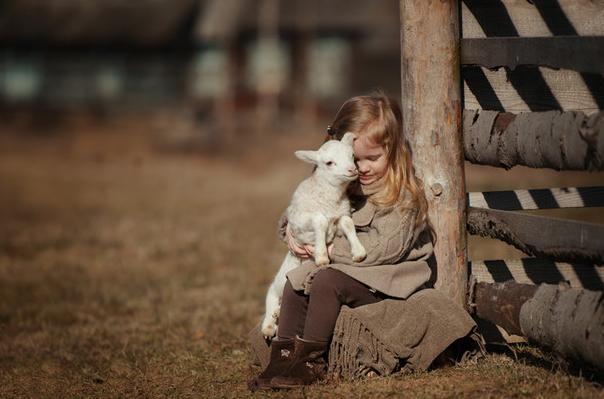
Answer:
[0,57,42,102]
[44,58,96,105]
[190,47,228,98]
[309,37,350,98]
[246,38,290,94]
[96,62,124,101]
[122,57,180,106]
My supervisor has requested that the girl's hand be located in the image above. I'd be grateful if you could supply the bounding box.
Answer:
[285,224,334,261]
[286,224,314,258]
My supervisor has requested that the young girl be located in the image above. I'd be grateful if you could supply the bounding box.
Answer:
[249,92,434,390]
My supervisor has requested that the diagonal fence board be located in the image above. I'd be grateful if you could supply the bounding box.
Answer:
[461,1,604,115]
[467,207,604,264]
[462,0,604,39]
[463,66,604,114]
[467,186,604,210]
[469,258,604,291]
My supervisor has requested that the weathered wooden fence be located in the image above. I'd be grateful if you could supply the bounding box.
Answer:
[462,0,604,368]
[402,0,604,370]
[460,0,604,279]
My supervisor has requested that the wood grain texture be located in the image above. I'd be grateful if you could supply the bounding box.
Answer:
[467,186,604,210]
[470,258,604,291]
[474,281,538,335]
[467,207,604,264]
[473,281,604,370]
[400,0,467,306]
[463,67,603,114]
[463,109,604,170]
[462,36,604,75]
[462,0,604,38]
[520,283,604,370]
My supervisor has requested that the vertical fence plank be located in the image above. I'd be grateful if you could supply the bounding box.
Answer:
[399,0,467,305]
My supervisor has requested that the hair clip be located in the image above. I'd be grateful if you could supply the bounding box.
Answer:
[326,125,336,136]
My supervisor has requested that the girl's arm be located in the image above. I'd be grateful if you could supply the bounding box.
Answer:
[329,206,419,266]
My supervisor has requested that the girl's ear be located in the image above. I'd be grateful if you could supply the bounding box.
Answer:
[295,150,319,165]
[341,132,356,146]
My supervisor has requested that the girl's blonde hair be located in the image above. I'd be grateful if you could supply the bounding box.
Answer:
[328,91,429,230]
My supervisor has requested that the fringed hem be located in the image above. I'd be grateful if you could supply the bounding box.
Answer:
[459,331,487,364]
[328,306,399,380]
[326,305,485,380]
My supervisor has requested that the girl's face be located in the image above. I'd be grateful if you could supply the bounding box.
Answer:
[353,134,388,185]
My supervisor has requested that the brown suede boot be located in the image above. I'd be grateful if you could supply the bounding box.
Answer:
[247,338,295,392]
[270,336,329,388]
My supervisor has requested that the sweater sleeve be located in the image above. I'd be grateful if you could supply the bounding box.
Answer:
[329,206,418,266]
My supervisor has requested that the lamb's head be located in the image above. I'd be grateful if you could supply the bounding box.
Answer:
[295,132,358,185]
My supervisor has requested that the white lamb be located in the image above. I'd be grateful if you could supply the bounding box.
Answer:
[261,132,367,339]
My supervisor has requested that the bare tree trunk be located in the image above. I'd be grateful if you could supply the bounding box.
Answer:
[399,0,466,305]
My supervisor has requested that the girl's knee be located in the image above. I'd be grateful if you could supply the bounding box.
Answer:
[284,278,294,292]
[282,278,298,299]
[310,268,344,294]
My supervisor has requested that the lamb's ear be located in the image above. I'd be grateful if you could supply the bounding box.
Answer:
[341,132,356,146]
[295,150,319,165]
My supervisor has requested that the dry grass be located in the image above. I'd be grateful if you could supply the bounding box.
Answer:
[0,120,602,398]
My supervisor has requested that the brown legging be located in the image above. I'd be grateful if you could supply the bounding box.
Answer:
[277,268,387,343]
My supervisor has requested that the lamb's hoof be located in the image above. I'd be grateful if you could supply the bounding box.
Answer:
[261,323,277,339]
[352,250,367,262]
[315,255,330,266]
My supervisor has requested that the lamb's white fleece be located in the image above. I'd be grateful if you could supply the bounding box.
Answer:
[261,132,366,338]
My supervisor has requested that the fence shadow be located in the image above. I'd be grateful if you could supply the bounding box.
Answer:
[487,343,604,385]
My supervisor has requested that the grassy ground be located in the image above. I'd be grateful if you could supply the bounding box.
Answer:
[0,120,602,398]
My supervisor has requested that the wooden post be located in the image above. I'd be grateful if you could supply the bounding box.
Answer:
[399,1,466,305]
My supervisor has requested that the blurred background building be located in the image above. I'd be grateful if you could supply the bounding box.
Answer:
[0,0,401,147]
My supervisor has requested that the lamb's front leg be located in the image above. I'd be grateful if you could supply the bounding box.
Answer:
[338,216,367,262]
[312,215,330,266]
